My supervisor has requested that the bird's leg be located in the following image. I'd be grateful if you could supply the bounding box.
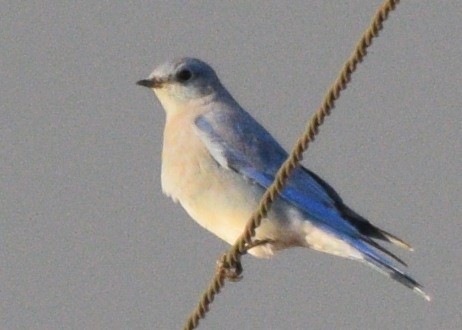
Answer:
[243,239,273,254]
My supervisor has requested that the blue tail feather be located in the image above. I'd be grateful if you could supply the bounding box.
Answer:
[351,239,430,301]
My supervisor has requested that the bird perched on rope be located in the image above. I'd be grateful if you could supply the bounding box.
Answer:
[137,57,429,301]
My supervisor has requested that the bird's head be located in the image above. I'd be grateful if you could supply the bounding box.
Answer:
[137,58,224,109]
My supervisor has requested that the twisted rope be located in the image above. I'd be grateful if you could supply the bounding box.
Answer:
[184,1,400,328]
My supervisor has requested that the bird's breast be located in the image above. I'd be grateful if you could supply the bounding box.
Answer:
[161,114,215,200]
[160,111,265,243]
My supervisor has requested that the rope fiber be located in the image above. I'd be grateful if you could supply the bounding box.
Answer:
[184,1,400,328]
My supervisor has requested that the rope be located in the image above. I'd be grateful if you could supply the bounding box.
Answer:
[184,1,400,328]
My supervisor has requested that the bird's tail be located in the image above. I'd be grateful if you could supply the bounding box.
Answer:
[353,240,430,301]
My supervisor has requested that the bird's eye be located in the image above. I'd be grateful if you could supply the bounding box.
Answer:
[176,69,192,82]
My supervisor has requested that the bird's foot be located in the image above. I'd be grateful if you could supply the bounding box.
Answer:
[216,257,243,282]
[216,239,274,282]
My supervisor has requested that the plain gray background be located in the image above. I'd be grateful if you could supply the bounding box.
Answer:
[1,1,461,329]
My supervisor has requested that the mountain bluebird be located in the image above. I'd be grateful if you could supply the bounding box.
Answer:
[137,57,429,300]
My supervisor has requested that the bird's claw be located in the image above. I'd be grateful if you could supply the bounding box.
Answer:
[216,258,243,282]
[215,239,273,282]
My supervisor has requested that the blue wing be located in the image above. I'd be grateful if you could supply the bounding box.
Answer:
[194,107,363,236]
[195,106,412,247]
[194,107,429,300]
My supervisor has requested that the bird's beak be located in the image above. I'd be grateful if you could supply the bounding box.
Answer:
[136,77,164,88]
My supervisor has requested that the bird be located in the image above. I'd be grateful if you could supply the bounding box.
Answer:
[137,57,429,300]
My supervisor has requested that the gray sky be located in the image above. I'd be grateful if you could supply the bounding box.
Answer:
[1,1,461,329]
